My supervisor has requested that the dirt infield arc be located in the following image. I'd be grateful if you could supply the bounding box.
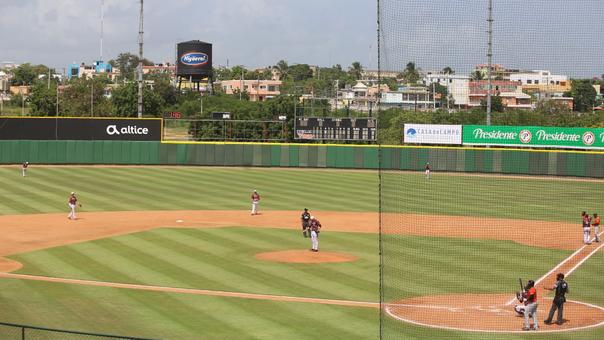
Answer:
[0,210,602,333]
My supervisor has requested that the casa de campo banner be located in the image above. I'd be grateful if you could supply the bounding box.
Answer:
[463,125,604,149]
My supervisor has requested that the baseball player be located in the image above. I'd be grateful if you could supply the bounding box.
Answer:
[592,213,600,243]
[22,162,29,177]
[250,190,260,215]
[309,216,321,252]
[544,273,569,325]
[520,280,539,331]
[301,208,311,238]
[425,162,431,179]
[68,192,81,220]
[582,211,592,244]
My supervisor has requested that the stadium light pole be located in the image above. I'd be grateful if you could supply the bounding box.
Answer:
[486,0,493,125]
[137,0,144,118]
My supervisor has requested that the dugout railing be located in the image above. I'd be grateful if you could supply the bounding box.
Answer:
[0,321,155,340]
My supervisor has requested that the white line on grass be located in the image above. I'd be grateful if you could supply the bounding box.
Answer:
[0,272,379,308]
[505,231,604,306]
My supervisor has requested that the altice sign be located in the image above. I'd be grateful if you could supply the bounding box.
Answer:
[463,125,604,149]
[403,124,462,145]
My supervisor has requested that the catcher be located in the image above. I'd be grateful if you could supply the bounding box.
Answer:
[301,208,311,238]
[515,279,539,331]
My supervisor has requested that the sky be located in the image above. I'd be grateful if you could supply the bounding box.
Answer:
[1,0,602,78]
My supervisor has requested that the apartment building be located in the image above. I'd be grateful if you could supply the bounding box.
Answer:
[423,73,471,107]
[220,79,282,101]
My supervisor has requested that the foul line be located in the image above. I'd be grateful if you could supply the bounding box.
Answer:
[506,231,604,306]
[0,272,379,309]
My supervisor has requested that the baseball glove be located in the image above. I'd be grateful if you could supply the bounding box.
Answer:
[303,230,308,238]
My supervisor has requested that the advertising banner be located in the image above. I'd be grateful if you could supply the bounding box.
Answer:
[0,117,162,141]
[403,124,462,145]
[463,125,604,149]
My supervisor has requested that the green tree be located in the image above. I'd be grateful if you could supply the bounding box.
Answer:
[275,60,289,80]
[400,62,420,84]
[480,95,504,112]
[348,61,363,80]
[29,82,58,116]
[568,79,597,112]
[60,76,112,116]
[11,63,50,85]
[470,70,484,81]
[108,52,154,81]
[288,64,314,82]
[441,66,455,75]
[111,82,164,117]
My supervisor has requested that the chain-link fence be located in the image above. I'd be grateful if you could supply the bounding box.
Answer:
[0,322,154,340]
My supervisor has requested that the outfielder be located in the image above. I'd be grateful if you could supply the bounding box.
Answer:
[593,213,601,243]
[425,162,431,179]
[22,162,29,177]
[68,192,81,220]
[582,211,591,244]
[309,216,321,252]
[301,208,311,238]
[251,190,260,215]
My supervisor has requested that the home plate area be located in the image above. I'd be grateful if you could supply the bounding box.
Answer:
[385,294,604,333]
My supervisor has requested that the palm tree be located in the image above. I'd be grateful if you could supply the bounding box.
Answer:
[275,60,289,80]
[441,66,455,75]
[349,61,363,80]
[402,62,420,84]
[470,70,484,81]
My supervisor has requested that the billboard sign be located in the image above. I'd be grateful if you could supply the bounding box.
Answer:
[176,40,213,77]
[403,124,462,145]
[0,117,162,141]
[463,125,604,149]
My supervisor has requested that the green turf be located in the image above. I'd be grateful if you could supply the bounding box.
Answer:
[1,166,603,339]
[1,166,603,222]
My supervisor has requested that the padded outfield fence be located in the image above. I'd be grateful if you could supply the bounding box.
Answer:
[0,321,153,340]
[1,140,604,178]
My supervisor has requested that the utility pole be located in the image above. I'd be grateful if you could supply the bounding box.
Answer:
[137,0,144,118]
[240,69,243,101]
[56,83,59,116]
[486,0,493,125]
[91,81,94,117]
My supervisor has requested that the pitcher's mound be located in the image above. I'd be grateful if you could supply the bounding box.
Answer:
[386,293,604,333]
[255,250,357,263]
[0,257,23,273]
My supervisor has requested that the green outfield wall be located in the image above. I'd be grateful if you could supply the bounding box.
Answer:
[1,140,603,177]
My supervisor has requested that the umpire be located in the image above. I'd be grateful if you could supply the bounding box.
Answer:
[544,273,569,325]
[301,208,311,238]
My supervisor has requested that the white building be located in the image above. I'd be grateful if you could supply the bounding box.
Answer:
[509,70,568,86]
[422,73,470,107]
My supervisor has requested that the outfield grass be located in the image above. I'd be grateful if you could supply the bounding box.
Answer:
[0,166,602,339]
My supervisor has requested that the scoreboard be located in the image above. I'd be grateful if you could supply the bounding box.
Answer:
[295,117,377,141]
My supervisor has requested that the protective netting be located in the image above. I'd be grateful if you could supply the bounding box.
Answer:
[378,1,604,338]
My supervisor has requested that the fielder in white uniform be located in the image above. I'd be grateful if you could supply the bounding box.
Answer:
[251,190,260,215]
[68,192,79,220]
[309,216,322,252]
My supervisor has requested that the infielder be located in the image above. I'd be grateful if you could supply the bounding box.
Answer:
[309,216,321,252]
[582,211,591,244]
[22,162,29,177]
[301,208,311,238]
[68,192,81,220]
[592,213,601,243]
[250,190,260,215]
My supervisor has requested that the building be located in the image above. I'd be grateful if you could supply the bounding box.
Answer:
[380,85,436,110]
[361,69,400,80]
[220,79,282,101]
[68,61,117,81]
[468,80,530,109]
[143,63,176,76]
[474,64,522,80]
[510,70,570,99]
[423,73,471,108]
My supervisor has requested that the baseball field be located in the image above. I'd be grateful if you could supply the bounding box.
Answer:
[0,165,602,339]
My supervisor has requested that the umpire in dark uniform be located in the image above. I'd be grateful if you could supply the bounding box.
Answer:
[301,208,311,238]
[544,273,569,325]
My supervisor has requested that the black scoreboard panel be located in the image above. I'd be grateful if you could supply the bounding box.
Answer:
[295,117,377,141]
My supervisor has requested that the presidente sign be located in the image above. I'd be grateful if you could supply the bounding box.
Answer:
[403,124,462,145]
[0,117,162,141]
[463,125,604,149]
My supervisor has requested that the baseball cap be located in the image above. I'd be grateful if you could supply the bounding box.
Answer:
[71,192,75,195]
